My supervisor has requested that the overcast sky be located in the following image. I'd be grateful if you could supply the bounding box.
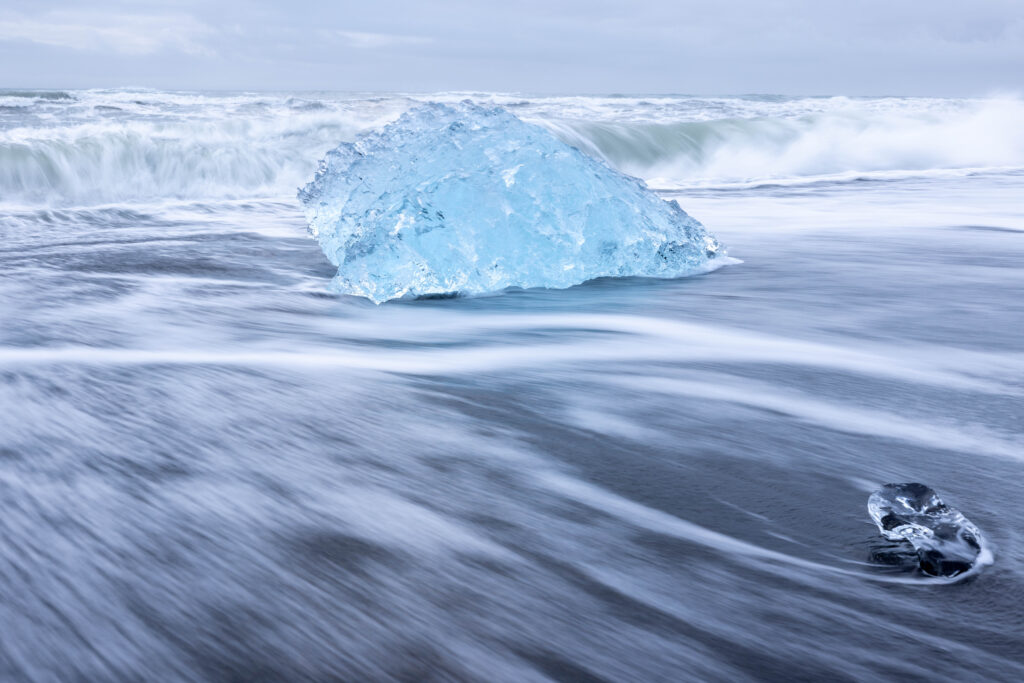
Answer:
[1,0,1022,95]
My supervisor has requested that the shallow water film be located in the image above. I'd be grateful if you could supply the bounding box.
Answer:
[2,91,1024,681]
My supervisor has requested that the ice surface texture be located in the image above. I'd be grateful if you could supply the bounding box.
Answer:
[298,102,726,303]
[867,483,984,577]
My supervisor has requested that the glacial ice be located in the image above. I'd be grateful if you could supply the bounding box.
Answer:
[298,102,726,303]
[867,483,984,577]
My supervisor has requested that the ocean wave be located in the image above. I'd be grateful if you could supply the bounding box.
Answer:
[0,114,383,206]
[541,97,1024,188]
[0,90,76,101]
[1,93,1022,206]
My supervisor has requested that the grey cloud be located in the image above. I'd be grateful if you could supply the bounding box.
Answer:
[0,10,215,56]
[0,0,1021,94]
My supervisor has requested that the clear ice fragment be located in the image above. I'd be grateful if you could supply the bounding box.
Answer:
[867,483,983,577]
[298,102,726,303]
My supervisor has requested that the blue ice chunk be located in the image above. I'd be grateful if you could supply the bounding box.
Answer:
[298,102,727,303]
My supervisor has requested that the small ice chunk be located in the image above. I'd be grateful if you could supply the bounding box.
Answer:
[297,102,726,303]
[867,483,983,577]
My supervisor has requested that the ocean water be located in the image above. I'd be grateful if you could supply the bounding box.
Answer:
[1,89,1023,681]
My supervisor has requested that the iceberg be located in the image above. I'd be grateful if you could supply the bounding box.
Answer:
[298,102,726,303]
[867,483,985,577]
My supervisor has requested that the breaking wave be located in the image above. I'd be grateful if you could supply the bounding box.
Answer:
[1,92,1023,206]
[546,97,1024,188]
[0,117,371,207]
